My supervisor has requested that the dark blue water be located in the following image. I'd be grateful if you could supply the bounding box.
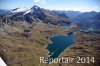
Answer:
[46,34,76,61]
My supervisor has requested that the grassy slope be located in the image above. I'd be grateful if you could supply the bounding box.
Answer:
[0,22,100,66]
[60,33,100,66]
[0,22,68,66]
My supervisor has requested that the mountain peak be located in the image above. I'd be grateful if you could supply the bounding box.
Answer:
[31,5,40,10]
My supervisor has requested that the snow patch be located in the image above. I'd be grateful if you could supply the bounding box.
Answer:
[24,10,31,15]
[11,7,29,13]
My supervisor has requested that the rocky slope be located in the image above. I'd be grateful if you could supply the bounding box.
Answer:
[5,5,71,25]
[0,21,99,66]
[0,21,69,66]
[60,32,100,66]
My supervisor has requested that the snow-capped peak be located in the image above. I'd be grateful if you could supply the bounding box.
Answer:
[24,5,40,15]
[31,5,40,10]
[11,5,41,15]
[11,7,29,13]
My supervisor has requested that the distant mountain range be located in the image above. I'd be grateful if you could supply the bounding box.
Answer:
[56,10,82,19]
[0,9,11,15]
[56,11,100,30]
[0,5,100,30]
[71,11,100,30]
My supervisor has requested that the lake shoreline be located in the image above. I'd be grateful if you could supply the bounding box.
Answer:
[45,33,76,61]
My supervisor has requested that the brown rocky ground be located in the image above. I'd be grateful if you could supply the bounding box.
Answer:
[0,22,100,66]
[60,33,100,66]
[0,22,68,66]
